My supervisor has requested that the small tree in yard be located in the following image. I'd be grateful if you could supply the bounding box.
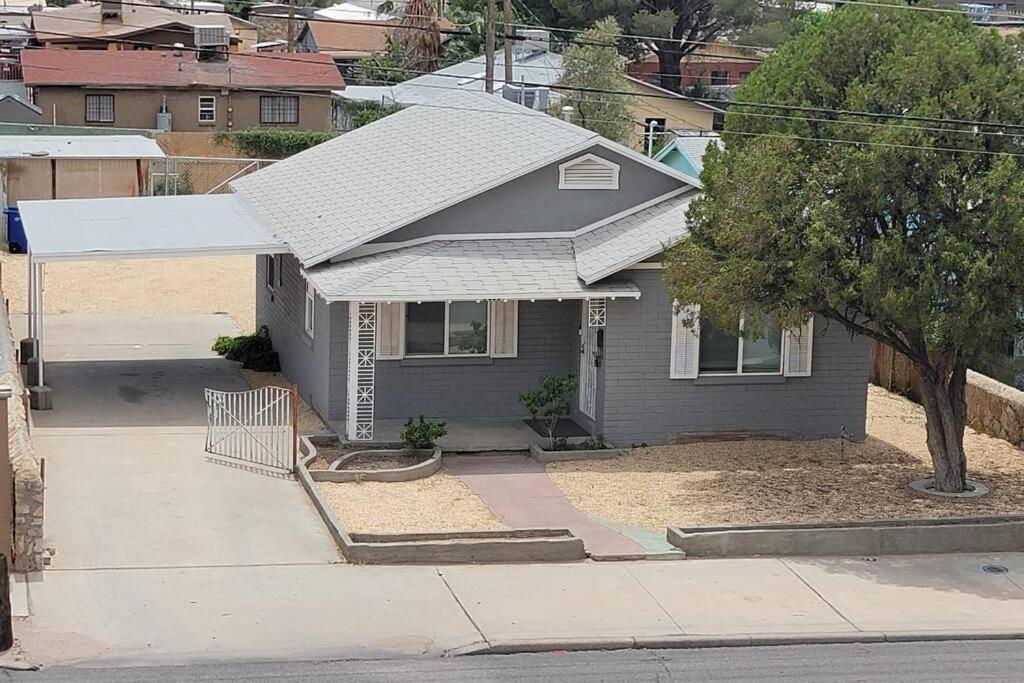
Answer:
[663,5,1024,493]
[553,18,635,145]
[520,374,577,449]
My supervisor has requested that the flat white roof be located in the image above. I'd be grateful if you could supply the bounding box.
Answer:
[0,135,165,160]
[19,194,288,262]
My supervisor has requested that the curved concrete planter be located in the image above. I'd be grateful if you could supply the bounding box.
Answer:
[667,515,1024,558]
[300,436,441,482]
[528,443,622,463]
[297,434,587,564]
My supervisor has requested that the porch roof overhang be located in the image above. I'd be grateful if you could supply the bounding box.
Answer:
[306,238,641,302]
[18,194,288,263]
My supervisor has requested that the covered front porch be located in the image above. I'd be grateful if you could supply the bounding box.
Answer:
[303,239,640,444]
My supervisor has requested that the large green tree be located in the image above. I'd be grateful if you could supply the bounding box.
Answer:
[552,18,635,144]
[523,0,762,92]
[663,4,1024,493]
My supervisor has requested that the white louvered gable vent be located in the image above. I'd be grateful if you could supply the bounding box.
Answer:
[558,153,620,190]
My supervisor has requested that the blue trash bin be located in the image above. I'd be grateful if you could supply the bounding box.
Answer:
[3,207,26,254]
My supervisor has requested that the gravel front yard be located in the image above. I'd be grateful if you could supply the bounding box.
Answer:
[316,471,505,534]
[0,252,255,330]
[547,386,1024,530]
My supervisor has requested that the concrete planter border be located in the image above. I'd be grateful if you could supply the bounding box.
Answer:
[528,443,622,463]
[297,435,586,564]
[300,435,441,482]
[667,515,1024,558]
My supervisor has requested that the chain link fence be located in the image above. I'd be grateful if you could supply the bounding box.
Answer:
[149,156,277,196]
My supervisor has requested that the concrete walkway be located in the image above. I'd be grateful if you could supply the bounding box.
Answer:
[15,552,1024,666]
[445,454,646,559]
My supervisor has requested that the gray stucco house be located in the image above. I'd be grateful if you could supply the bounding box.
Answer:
[230,89,869,445]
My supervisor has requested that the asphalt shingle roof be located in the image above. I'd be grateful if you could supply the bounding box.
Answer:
[306,239,640,301]
[231,90,597,266]
[573,190,699,284]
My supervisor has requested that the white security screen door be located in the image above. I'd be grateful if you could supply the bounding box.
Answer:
[578,302,602,420]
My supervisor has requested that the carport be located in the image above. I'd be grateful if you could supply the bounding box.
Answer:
[16,193,288,409]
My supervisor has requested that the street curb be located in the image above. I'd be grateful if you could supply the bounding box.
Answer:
[458,630,1024,655]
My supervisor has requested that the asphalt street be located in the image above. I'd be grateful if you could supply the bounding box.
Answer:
[10,640,1024,682]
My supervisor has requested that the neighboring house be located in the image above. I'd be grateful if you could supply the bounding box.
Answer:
[628,76,723,149]
[227,89,868,445]
[0,78,41,123]
[653,134,722,178]
[248,3,315,45]
[628,42,769,94]
[297,17,456,79]
[30,1,248,51]
[336,29,560,109]
[21,48,343,131]
[313,2,393,21]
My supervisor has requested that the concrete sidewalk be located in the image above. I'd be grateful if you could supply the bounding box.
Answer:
[14,552,1024,666]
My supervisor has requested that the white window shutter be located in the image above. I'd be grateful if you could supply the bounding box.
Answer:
[376,302,403,359]
[490,300,518,358]
[783,316,814,377]
[670,304,700,379]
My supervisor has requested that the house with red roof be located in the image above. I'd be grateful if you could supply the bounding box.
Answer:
[21,48,344,132]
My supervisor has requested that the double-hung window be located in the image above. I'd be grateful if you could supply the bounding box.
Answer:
[405,301,489,356]
[84,94,114,123]
[198,95,216,124]
[699,314,783,375]
[260,95,299,124]
[304,280,315,337]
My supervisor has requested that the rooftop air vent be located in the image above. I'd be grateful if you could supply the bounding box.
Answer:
[100,0,122,19]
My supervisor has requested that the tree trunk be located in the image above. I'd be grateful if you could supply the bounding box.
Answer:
[916,359,968,493]
[655,43,683,93]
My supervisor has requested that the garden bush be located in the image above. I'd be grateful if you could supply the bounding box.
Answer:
[211,325,280,372]
[400,416,448,449]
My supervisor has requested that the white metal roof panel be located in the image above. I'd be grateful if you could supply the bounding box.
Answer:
[18,194,286,262]
[0,135,165,159]
[232,89,597,267]
[574,190,700,284]
[307,239,640,301]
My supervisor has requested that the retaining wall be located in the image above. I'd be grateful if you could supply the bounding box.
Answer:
[869,340,1024,447]
[0,298,43,571]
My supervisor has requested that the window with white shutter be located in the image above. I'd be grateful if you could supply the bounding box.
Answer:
[376,302,404,359]
[490,300,518,358]
[558,153,620,190]
[783,316,814,377]
[670,304,700,379]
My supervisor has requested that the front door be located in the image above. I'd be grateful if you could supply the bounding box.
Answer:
[578,305,599,420]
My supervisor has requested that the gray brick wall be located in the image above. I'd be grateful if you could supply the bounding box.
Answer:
[256,254,348,423]
[598,270,869,445]
[373,300,579,419]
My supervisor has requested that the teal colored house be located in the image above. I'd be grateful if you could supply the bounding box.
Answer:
[653,135,722,179]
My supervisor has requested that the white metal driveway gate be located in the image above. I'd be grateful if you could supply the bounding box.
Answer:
[204,386,297,474]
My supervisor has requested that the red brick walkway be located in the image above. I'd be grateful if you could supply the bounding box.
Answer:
[445,454,646,559]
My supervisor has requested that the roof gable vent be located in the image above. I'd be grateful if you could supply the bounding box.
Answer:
[558,153,620,190]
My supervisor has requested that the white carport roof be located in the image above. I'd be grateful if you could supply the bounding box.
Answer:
[18,194,287,263]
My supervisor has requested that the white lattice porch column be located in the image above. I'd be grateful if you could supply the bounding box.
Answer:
[346,302,376,441]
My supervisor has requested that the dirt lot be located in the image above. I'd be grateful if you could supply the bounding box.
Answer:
[0,252,255,330]
[317,471,505,534]
[547,386,1024,530]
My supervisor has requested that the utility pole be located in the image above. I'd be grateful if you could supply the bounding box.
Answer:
[502,0,512,84]
[484,0,495,93]
[286,0,295,53]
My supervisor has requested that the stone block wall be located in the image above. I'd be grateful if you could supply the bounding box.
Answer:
[965,370,1024,447]
[0,300,43,571]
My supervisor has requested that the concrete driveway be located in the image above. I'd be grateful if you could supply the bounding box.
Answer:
[28,314,339,569]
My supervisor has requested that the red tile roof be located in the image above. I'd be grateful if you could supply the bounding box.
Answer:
[22,49,344,90]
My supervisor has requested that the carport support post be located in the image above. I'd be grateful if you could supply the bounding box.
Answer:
[19,252,37,365]
[26,260,51,411]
